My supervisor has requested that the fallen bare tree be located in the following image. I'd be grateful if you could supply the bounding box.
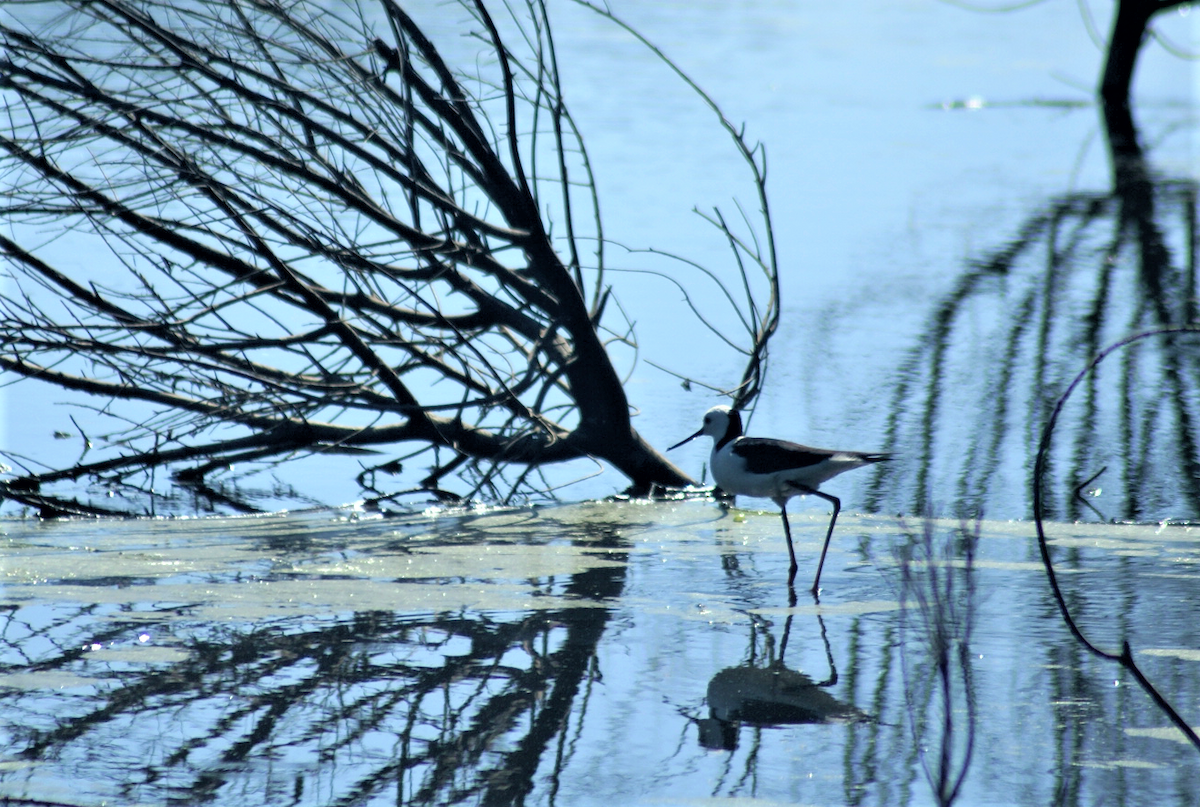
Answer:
[0,0,779,515]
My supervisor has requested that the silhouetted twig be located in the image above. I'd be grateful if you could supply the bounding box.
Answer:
[1033,327,1200,752]
[1072,465,1108,521]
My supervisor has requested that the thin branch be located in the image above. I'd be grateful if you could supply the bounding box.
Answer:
[1033,326,1200,751]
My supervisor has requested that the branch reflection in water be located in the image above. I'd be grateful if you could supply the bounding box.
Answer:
[867,109,1199,523]
[896,519,979,807]
[0,510,634,806]
[2,503,1200,804]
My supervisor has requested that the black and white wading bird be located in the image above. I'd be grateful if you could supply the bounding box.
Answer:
[669,405,889,594]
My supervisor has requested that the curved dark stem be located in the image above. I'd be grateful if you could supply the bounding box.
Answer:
[1033,327,1200,752]
[472,0,536,216]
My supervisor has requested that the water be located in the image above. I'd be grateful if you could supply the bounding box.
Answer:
[1,504,1198,805]
[1,2,1199,804]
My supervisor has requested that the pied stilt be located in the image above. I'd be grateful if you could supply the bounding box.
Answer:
[669,405,889,594]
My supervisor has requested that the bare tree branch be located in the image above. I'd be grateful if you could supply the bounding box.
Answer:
[0,0,779,514]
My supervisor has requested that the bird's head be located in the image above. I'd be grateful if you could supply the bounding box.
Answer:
[668,405,741,449]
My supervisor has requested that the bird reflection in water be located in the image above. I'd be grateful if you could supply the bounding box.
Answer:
[698,607,868,750]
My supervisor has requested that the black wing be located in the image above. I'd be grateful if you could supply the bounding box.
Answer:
[732,438,833,475]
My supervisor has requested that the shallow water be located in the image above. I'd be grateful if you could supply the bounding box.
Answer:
[1,503,1197,805]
